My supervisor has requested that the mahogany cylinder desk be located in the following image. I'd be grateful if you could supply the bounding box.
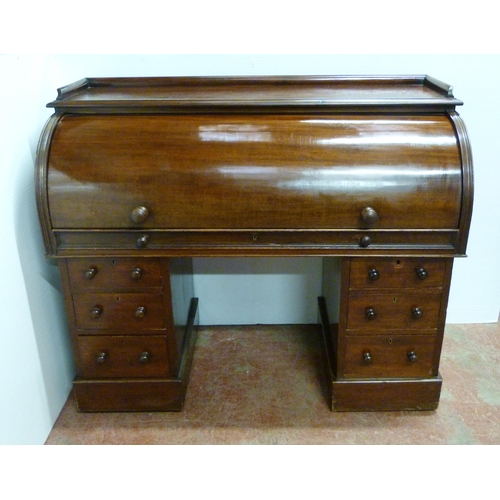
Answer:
[35,75,473,412]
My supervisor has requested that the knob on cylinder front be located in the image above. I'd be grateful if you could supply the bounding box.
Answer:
[361,207,379,224]
[130,206,149,224]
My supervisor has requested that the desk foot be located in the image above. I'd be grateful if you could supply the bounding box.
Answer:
[330,377,442,412]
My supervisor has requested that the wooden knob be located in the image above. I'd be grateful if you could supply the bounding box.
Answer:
[361,207,378,224]
[135,306,146,319]
[368,268,380,281]
[136,235,149,248]
[407,351,418,363]
[91,306,103,319]
[139,351,150,364]
[131,267,142,280]
[359,235,372,248]
[85,267,98,280]
[130,206,149,224]
[411,307,423,319]
[363,351,373,364]
[96,352,107,364]
[365,307,377,320]
[416,267,428,280]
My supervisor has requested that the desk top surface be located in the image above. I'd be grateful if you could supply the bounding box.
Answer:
[47,75,462,113]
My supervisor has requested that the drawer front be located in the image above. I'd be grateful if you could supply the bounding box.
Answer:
[343,335,436,378]
[47,115,461,230]
[77,335,170,378]
[347,291,442,331]
[349,258,446,289]
[73,293,166,330]
[55,229,457,255]
[67,258,162,290]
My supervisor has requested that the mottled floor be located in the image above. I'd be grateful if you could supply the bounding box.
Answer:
[45,320,500,445]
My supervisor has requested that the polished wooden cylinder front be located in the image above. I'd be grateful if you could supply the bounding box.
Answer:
[47,114,461,232]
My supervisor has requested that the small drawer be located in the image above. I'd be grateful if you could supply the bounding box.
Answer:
[67,258,162,290]
[77,335,170,378]
[343,335,436,378]
[347,290,442,331]
[55,230,457,255]
[349,258,446,289]
[73,293,166,330]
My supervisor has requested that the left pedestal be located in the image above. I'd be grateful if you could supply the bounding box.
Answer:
[58,257,197,412]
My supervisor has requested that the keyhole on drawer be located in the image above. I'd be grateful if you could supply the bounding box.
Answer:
[112,259,116,265]
[115,296,121,302]
[252,234,258,241]
[395,259,401,267]
[393,297,397,303]
[388,338,393,345]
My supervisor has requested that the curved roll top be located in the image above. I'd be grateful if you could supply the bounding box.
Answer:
[35,76,473,257]
[46,114,462,229]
